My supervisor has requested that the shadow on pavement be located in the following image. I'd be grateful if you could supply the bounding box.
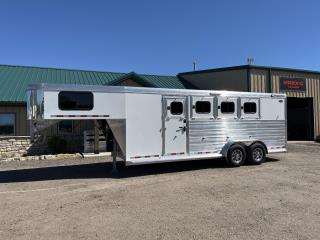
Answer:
[265,157,280,162]
[0,157,279,183]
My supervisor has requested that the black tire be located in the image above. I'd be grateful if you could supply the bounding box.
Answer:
[226,144,246,167]
[247,143,266,165]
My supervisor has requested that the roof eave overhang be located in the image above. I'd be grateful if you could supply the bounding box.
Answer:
[0,101,26,106]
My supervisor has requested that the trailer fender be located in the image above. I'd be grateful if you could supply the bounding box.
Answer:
[221,141,238,157]
[249,141,268,154]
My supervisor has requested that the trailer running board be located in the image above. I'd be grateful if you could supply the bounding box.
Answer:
[126,153,223,166]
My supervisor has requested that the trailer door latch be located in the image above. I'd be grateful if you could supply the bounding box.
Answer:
[177,126,186,132]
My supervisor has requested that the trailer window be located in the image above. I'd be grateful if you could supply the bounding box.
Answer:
[59,91,93,110]
[221,102,235,114]
[170,101,183,115]
[244,102,257,114]
[195,101,211,114]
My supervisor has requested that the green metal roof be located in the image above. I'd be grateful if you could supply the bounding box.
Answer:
[0,64,187,104]
[109,71,189,89]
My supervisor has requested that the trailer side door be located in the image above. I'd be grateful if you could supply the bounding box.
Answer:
[163,97,187,156]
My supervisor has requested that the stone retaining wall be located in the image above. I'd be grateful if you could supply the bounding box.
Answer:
[0,136,44,160]
[0,135,83,161]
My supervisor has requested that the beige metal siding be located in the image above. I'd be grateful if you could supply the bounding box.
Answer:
[271,72,320,138]
[0,105,28,136]
[250,69,320,138]
[181,69,248,91]
[250,69,268,92]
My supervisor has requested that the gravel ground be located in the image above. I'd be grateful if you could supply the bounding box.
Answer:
[0,142,319,240]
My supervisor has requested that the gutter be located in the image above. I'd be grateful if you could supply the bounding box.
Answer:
[0,102,26,106]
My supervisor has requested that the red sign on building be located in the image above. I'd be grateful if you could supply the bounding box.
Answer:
[279,77,306,91]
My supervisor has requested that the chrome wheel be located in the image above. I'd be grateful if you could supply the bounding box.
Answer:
[252,148,264,162]
[231,149,244,164]
[248,143,266,165]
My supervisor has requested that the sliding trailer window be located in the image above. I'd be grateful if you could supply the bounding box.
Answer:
[58,91,93,111]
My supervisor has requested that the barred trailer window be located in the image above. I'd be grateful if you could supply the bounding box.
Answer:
[59,91,93,110]
[170,101,183,115]
[244,102,257,114]
[195,101,211,114]
[221,102,235,114]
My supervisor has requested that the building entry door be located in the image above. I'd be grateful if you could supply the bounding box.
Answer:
[287,97,314,140]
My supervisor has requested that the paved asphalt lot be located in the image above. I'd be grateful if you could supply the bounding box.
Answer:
[0,142,319,240]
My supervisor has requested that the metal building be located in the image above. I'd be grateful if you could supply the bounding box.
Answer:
[179,65,320,140]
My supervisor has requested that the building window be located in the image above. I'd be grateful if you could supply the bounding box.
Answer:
[195,101,211,114]
[58,91,93,110]
[243,102,257,114]
[0,113,15,136]
[221,102,235,114]
[170,102,183,115]
[58,120,73,135]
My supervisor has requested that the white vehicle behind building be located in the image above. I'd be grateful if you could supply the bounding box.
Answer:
[27,84,287,167]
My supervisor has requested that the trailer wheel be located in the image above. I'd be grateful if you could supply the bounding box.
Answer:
[247,143,266,165]
[226,144,246,167]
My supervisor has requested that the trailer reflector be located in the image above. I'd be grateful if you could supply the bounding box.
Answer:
[51,115,110,118]
[168,152,184,155]
[131,154,160,159]
[197,151,213,154]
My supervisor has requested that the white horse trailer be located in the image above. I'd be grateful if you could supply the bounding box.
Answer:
[27,84,287,167]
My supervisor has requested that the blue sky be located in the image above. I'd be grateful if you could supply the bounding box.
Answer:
[0,0,319,75]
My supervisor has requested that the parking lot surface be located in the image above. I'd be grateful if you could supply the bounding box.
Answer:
[0,142,319,240]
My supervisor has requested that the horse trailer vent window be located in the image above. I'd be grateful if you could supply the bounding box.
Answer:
[170,102,183,115]
[59,91,93,110]
[221,102,235,114]
[244,102,257,114]
[195,101,211,114]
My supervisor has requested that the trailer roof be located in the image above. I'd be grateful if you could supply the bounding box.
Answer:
[28,83,286,98]
[0,64,188,104]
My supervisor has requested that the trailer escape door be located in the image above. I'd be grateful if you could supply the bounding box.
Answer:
[163,97,187,155]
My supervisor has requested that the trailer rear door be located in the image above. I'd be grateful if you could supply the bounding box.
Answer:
[163,97,187,156]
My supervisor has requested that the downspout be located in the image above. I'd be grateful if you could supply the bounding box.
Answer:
[247,65,251,92]
[268,68,272,93]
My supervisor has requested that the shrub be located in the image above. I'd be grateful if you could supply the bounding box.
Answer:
[47,136,67,154]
